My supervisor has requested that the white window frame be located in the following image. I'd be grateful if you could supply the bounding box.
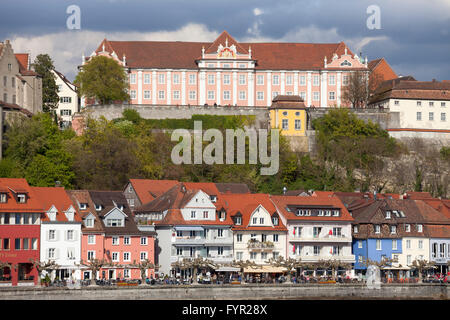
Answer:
[112,236,119,245]
[144,74,150,84]
[223,91,230,100]
[376,240,382,250]
[189,74,196,85]
[123,252,131,262]
[88,234,95,245]
[140,252,148,261]
[158,90,165,100]
[208,74,215,85]
[158,74,165,84]
[189,90,196,100]
[239,74,246,85]
[256,91,264,100]
[129,74,136,84]
[123,236,130,245]
[272,75,279,85]
[140,237,147,245]
[256,75,264,85]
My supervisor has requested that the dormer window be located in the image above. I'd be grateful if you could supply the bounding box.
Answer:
[386,211,391,219]
[325,210,331,216]
[390,225,396,234]
[17,194,26,203]
[417,224,423,232]
[235,216,242,225]
[375,225,381,234]
[0,193,7,203]
[65,210,74,222]
[405,224,411,232]
[210,195,217,203]
[85,218,94,228]
[318,210,324,216]
[393,210,399,217]
[219,211,226,221]
[106,219,123,227]
[118,205,124,211]
[272,216,279,226]
[79,203,87,210]
[95,204,102,211]
[399,211,405,217]
[332,210,339,216]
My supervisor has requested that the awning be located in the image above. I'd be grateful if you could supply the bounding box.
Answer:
[244,266,286,273]
[215,267,240,272]
[382,266,411,270]
[174,226,204,231]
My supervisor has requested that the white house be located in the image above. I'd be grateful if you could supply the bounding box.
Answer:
[52,69,79,128]
[33,187,82,281]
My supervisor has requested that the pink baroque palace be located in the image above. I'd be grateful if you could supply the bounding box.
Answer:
[82,30,370,108]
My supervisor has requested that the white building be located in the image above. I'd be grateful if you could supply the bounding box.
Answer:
[369,77,450,142]
[33,187,82,281]
[221,193,287,267]
[271,195,355,270]
[52,69,79,128]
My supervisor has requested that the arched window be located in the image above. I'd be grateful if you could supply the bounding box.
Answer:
[340,60,352,67]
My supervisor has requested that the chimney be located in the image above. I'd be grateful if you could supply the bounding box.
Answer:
[283,186,287,195]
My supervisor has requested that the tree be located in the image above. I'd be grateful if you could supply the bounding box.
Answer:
[342,70,369,108]
[79,259,109,285]
[32,54,59,112]
[74,55,129,104]
[2,113,75,187]
[131,259,157,283]
[171,257,215,284]
[410,259,435,283]
[266,256,301,282]
[317,259,352,281]
[29,259,59,286]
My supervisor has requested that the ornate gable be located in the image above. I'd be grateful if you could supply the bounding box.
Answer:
[204,30,249,58]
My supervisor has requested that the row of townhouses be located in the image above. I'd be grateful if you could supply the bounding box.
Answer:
[0,177,449,286]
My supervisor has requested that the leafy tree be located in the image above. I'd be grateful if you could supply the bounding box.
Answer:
[131,259,157,282]
[29,258,59,286]
[74,55,129,104]
[2,113,75,187]
[342,70,369,108]
[32,54,59,112]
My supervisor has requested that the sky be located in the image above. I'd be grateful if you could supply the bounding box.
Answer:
[1,0,449,81]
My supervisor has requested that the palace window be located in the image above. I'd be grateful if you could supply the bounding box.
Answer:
[286,75,293,85]
[394,100,399,105]
[239,91,246,100]
[272,75,279,85]
[173,74,180,84]
[340,60,352,67]
[429,101,434,107]
[223,91,230,100]
[223,74,230,85]
[239,75,246,85]
[313,75,319,86]
[441,102,446,107]
[158,74,165,84]
[299,75,306,85]
[295,119,301,130]
[144,90,151,99]
[256,75,264,85]
[189,74,196,85]
[441,113,446,121]
[189,90,196,100]
[429,112,434,121]
[256,91,264,100]
[130,90,136,100]
[333,227,342,236]
[272,91,279,99]
[282,119,288,130]
[158,90,165,100]
[417,112,422,121]
[207,91,215,100]
[329,92,335,100]
[328,75,335,85]
[342,75,349,86]
[144,74,150,84]
[129,74,136,84]
[173,90,180,100]
[300,92,306,100]
[313,92,319,101]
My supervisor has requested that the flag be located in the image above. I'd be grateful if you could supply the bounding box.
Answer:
[293,228,296,235]
[329,229,332,235]
[293,245,296,253]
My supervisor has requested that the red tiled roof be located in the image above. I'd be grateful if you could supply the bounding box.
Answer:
[66,190,105,233]
[205,30,248,55]
[405,192,434,200]
[270,195,354,222]
[32,187,82,222]
[312,191,335,197]
[220,193,287,231]
[94,34,361,71]
[0,178,43,213]
[15,53,28,70]
[130,179,179,204]
[426,225,450,238]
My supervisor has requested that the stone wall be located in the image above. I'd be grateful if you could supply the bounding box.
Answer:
[0,284,448,300]
[83,104,270,129]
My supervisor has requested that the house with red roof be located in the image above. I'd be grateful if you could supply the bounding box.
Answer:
[82,30,376,109]
[134,183,234,277]
[270,195,355,276]
[33,187,83,282]
[0,178,43,286]
[66,190,156,281]
[221,193,287,270]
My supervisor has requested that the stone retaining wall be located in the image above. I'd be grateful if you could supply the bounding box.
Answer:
[0,284,447,300]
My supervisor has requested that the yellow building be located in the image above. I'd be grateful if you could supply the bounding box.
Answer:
[269,95,307,136]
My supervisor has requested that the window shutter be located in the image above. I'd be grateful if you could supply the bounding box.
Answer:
[64,230,68,241]
[73,230,78,242]
[55,230,59,241]
[46,230,49,241]
[55,248,59,259]
[46,249,50,259]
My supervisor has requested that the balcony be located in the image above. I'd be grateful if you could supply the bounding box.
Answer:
[207,254,234,264]
[296,254,355,263]
[172,236,205,245]
[247,240,275,251]
[204,236,233,245]
[289,234,351,243]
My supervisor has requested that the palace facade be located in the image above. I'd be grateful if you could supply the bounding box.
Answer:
[83,31,370,108]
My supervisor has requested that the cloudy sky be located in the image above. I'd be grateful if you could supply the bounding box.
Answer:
[1,0,449,81]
